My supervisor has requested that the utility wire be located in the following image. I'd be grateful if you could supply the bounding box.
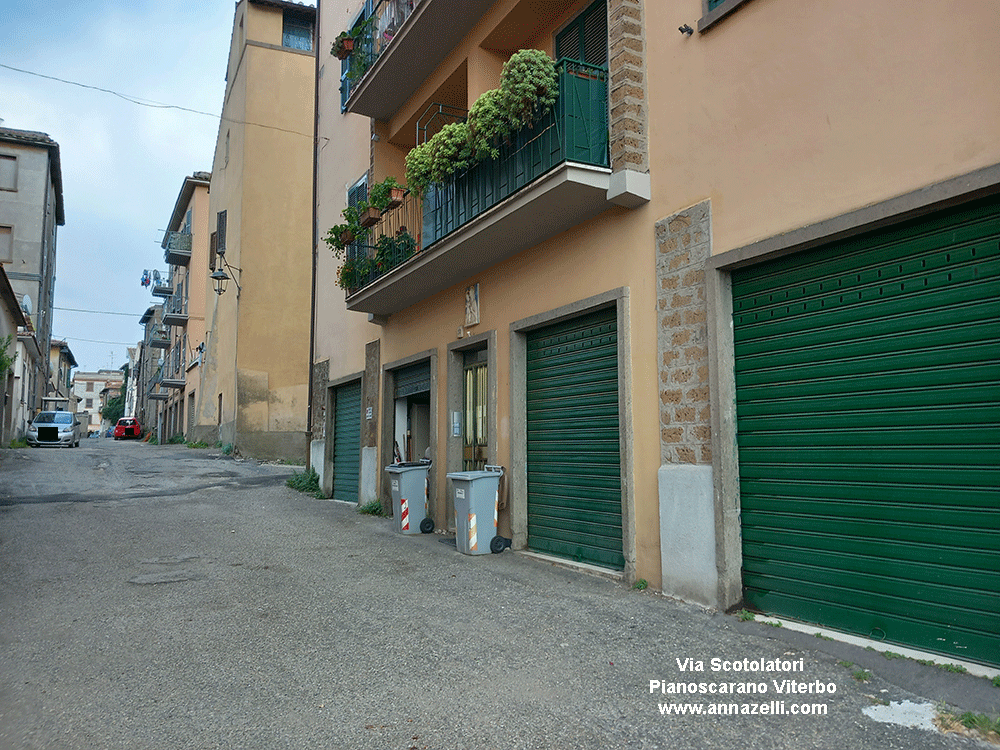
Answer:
[0,62,316,141]
[57,335,134,346]
[55,306,141,317]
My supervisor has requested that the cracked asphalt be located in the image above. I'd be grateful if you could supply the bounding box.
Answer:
[0,440,996,749]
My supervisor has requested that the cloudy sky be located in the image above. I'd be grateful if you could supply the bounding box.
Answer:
[1,0,236,372]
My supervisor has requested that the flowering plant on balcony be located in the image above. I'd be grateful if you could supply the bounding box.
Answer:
[368,176,406,212]
[405,49,558,197]
[325,205,367,254]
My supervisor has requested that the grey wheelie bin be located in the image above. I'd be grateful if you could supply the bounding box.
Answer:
[385,460,434,535]
[446,465,503,555]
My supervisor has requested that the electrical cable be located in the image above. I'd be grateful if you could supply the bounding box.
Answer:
[55,306,140,317]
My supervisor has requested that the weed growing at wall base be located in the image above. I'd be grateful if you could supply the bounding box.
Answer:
[286,468,323,499]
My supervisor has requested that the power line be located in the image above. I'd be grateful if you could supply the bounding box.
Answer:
[55,306,140,317]
[58,335,134,346]
[0,62,316,140]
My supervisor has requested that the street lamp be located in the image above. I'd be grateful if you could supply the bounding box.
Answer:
[211,257,241,296]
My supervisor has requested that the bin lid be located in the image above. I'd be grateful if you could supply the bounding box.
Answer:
[385,461,432,474]
[446,470,500,481]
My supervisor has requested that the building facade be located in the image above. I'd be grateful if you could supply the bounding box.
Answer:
[0,265,26,444]
[191,0,317,461]
[312,0,999,667]
[158,172,211,442]
[137,304,167,439]
[0,127,64,424]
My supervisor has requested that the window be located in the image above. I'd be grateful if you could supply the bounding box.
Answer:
[282,14,313,51]
[346,175,368,263]
[0,226,10,263]
[0,155,16,191]
[217,211,227,255]
[555,0,607,68]
[86,381,94,392]
[210,231,218,271]
[85,398,93,408]
[183,208,192,234]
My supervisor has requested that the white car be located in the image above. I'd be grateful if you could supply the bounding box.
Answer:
[26,411,81,448]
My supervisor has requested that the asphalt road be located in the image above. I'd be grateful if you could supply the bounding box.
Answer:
[0,440,995,749]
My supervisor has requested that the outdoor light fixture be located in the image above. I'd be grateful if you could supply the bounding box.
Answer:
[211,256,241,297]
[211,268,230,295]
[679,24,694,35]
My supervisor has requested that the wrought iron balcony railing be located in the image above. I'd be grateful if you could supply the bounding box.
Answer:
[163,231,192,266]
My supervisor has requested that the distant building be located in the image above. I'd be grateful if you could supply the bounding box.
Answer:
[157,171,211,441]
[137,304,167,438]
[48,338,77,405]
[72,369,124,434]
[192,0,316,461]
[0,127,64,416]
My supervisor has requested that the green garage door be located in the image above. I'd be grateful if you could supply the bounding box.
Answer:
[732,197,1000,666]
[332,381,361,503]
[526,307,624,569]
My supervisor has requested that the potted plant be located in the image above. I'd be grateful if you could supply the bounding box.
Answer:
[369,176,407,212]
[331,31,354,60]
[325,205,365,254]
[358,200,381,228]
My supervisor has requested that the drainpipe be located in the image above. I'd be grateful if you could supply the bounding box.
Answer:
[305,0,321,470]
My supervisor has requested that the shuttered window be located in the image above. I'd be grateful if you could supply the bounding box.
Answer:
[555,0,607,68]
[346,175,368,263]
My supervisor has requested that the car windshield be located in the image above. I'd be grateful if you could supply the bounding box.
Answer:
[35,412,73,425]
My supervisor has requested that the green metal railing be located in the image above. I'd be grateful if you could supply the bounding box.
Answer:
[344,58,608,294]
[341,0,416,103]
[422,59,608,249]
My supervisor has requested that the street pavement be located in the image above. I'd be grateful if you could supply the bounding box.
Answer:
[0,440,996,749]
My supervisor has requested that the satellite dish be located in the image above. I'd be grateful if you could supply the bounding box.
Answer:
[152,270,161,284]
[21,295,32,315]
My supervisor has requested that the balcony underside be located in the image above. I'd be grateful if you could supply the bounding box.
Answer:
[346,0,496,121]
[162,313,187,327]
[148,391,169,401]
[151,285,173,297]
[149,338,170,350]
[161,378,185,389]
[346,162,612,316]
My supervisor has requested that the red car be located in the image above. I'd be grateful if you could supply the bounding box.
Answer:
[114,417,142,440]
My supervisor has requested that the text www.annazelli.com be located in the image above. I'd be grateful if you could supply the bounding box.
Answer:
[659,701,829,716]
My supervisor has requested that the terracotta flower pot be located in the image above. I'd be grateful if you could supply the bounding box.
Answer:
[335,38,354,60]
[359,206,381,228]
[384,187,406,210]
[339,229,355,245]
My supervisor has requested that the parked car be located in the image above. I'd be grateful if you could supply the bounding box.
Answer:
[26,411,81,448]
[114,417,142,440]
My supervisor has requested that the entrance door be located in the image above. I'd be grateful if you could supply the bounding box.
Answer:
[332,381,361,503]
[463,348,488,470]
[525,307,624,569]
[732,197,1000,666]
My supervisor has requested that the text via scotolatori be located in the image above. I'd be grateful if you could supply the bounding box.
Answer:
[651,656,836,717]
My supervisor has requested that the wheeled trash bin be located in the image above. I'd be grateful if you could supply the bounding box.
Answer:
[385,460,434,535]
[446,466,504,555]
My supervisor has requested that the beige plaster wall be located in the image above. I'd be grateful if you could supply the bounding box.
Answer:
[645,0,1000,257]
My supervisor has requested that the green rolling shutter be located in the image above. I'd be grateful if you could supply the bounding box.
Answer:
[555,0,607,68]
[732,197,1000,666]
[526,307,624,569]
[332,381,362,504]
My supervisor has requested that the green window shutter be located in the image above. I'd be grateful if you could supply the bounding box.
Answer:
[556,0,607,68]
[707,0,726,9]
[395,362,431,398]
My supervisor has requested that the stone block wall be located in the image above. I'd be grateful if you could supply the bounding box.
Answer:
[310,358,329,440]
[608,0,648,173]
[656,201,711,465]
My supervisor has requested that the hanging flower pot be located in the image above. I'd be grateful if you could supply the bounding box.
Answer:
[339,228,356,246]
[359,206,381,228]
[333,36,355,60]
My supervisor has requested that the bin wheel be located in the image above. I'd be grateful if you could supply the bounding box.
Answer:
[490,535,506,554]
[419,517,435,534]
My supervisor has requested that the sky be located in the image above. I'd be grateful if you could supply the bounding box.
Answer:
[1,0,236,372]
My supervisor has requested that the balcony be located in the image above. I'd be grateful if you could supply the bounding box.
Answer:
[346,60,611,316]
[148,327,170,349]
[342,0,496,120]
[161,376,186,389]
[148,371,169,400]
[151,272,173,297]
[162,294,188,327]
[163,231,192,266]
